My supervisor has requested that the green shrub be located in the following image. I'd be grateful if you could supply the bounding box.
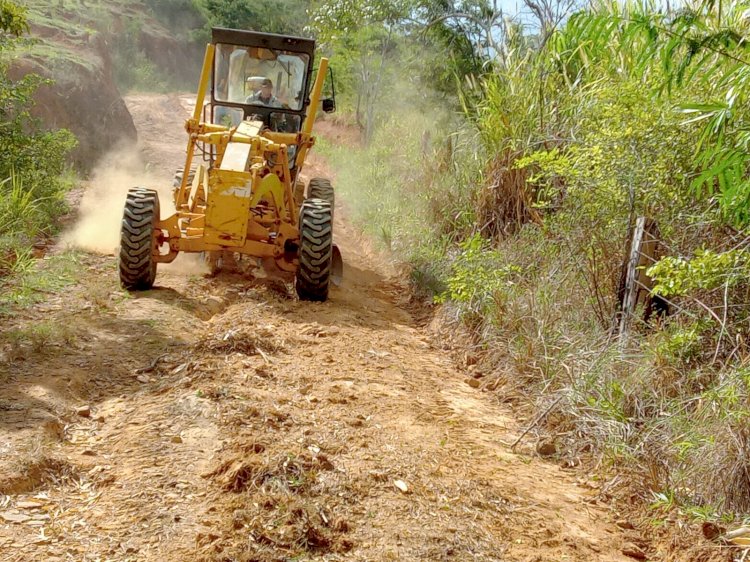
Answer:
[436,234,522,317]
[0,1,76,278]
[649,249,750,298]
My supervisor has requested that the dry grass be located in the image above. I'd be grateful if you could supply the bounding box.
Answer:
[208,495,351,561]
[708,427,750,513]
[196,320,286,357]
[1,319,77,362]
[474,151,543,240]
[0,453,80,495]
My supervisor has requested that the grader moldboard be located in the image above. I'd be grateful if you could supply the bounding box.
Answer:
[118,28,342,301]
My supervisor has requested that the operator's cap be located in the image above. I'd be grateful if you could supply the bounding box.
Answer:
[261,78,273,87]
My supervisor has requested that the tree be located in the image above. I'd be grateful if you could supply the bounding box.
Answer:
[557,0,750,228]
[200,0,310,36]
[0,0,28,40]
[310,0,414,142]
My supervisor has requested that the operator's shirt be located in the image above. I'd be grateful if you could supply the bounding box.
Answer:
[246,93,283,108]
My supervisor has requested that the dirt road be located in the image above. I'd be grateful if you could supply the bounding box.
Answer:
[0,94,638,561]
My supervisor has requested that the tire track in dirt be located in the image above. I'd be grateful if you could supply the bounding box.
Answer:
[0,94,637,561]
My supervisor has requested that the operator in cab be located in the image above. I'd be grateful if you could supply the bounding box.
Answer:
[246,78,282,107]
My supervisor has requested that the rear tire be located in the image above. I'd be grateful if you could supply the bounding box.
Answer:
[119,188,160,290]
[307,178,334,216]
[173,167,196,189]
[296,198,333,301]
[173,166,199,208]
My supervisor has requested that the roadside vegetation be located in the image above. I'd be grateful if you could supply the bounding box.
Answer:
[315,0,750,530]
[0,1,75,280]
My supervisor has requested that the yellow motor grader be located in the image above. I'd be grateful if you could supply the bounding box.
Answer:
[118,28,340,301]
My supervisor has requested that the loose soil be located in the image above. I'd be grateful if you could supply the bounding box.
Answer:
[0,94,647,561]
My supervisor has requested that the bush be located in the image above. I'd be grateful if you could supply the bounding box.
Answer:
[0,1,76,278]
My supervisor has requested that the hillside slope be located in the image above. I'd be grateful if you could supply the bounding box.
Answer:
[11,0,202,170]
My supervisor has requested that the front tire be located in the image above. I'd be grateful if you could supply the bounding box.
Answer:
[296,198,334,301]
[119,188,160,290]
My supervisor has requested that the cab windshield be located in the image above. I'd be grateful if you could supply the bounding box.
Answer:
[213,43,309,111]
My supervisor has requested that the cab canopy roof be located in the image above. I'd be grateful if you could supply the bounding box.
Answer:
[211,28,315,59]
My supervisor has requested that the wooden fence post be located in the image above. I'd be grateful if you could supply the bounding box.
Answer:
[618,217,662,343]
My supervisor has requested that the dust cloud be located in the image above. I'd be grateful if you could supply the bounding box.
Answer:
[164,252,209,275]
[63,146,208,276]
[64,147,170,254]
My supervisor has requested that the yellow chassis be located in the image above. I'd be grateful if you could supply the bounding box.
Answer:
[153,43,330,273]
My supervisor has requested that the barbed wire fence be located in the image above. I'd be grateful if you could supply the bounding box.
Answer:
[614,216,747,365]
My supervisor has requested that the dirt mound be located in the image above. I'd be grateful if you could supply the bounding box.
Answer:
[0,455,79,495]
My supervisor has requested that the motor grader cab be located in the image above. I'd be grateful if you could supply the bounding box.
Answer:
[118,28,340,301]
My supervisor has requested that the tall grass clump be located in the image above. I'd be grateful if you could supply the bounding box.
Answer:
[0,173,46,275]
[319,111,449,294]
[317,64,480,294]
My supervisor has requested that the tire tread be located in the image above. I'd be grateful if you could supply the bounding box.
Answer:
[119,187,159,290]
[296,198,334,301]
